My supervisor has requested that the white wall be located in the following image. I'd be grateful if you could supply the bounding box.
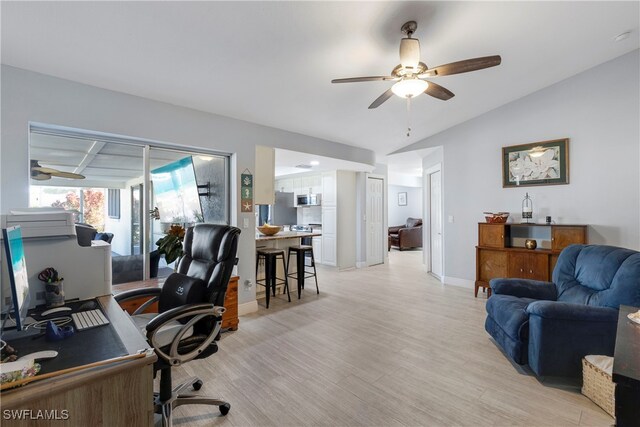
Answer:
[388,185,423,227]
[0,65,376,305]
[401,50,640,284]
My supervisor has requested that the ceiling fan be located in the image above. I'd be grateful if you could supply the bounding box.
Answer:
[31,160,85,181]
[331,21,502,109]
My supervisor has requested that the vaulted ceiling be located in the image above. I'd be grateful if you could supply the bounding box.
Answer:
[2,2,638,158]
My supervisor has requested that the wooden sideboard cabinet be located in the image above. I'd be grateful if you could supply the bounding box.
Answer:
[475,223,587,297]
[221,276,239,331]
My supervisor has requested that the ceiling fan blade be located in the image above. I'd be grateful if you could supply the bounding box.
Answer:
[368,88,394,109]
[331,76,397,84]
[49,171,86,180]
[420,55,502,77]
[32,166,60,174]
[424,81,455,101]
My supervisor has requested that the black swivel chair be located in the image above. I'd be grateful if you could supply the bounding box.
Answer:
[115,224,241,427]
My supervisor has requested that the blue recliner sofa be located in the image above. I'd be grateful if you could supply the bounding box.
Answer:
[485,244,640,377]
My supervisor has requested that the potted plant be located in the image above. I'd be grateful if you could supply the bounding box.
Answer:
[156,224,186,265]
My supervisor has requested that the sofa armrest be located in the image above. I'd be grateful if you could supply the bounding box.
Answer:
[526,301,619,377]
[398,226,422,247]
[526,301,619,322]
[490,278,557,300]
[388,225,404,235]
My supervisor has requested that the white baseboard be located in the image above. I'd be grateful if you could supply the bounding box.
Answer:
[238,300,258,316]
[442,276,475,289]
[356,261,367,268]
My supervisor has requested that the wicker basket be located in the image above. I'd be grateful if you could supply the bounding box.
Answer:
[582,356,615,417]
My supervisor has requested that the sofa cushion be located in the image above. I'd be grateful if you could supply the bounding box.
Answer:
[486,295,536,342]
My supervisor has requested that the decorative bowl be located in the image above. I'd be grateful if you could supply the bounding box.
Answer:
[0,359,41,388]
[525,239,537,250]
[257,225,282,236]
[483,212,510,224]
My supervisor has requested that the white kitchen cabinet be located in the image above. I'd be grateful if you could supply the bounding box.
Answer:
[312,236,322,265]
[321,206,337,266]
[292,177,303,201]
[254,146,275,205]
[311,175,322,194]
[321,235,336,266]
[301,176,313,195]
[276,178,293,193]
[321,171,336,206]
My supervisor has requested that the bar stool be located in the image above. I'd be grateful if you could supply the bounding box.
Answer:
[256,248,291,308]
[286,245,319,299]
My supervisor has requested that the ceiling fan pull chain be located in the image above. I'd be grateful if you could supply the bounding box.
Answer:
[406,97,412,137]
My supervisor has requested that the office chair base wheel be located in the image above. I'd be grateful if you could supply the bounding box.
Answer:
[193,380,203,391]
[219,403,231,415]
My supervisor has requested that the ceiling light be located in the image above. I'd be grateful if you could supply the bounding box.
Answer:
[310,160,320,166]
[197,156,213,161]
[614,31,631,42]
[391,78,429,98]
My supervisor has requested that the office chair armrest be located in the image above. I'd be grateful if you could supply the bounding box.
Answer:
[114,288,162,315]
[146,303,226,366]
[114,287,162,302]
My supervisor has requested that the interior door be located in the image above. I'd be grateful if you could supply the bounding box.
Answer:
[366,177,384,266]
[429,170,443,278]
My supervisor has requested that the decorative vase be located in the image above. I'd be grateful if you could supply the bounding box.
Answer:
[45,280,65,308]
[525,239,537,250]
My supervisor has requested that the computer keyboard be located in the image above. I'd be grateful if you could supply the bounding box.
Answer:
[72,309,110,331]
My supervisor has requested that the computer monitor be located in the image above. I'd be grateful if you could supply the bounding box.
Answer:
[2,226,31,331]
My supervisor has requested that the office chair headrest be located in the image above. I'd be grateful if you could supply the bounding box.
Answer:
[182,224,240,263]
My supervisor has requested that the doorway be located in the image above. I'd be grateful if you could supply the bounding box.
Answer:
[366,176,384,266]
[425,165,443,279]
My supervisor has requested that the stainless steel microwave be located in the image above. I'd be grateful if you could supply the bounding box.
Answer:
[296,194,321,206]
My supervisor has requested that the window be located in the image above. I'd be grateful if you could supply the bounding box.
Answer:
[30,186,106,231]
[108,189,121,219]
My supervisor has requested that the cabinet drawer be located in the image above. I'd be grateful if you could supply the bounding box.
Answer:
[479,224,506,248]
[552,226,586,251]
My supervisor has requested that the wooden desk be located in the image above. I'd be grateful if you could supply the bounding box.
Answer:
[612,305,640,427]
[1,295,157,426]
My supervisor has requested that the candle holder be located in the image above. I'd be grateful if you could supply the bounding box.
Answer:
[522,193,533,223]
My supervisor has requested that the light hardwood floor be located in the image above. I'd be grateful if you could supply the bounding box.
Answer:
[169,250,613,426]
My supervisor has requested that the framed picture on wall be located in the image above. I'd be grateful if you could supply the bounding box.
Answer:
[398,192,407,206]
[502,138,569,187]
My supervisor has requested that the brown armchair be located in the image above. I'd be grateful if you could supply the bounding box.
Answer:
[388,218,423,251]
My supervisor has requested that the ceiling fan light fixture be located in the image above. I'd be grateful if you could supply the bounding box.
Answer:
[391,78,428,98]
[399,38,421,69]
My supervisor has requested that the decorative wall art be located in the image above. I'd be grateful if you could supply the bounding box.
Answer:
[502,138,569,188]
[240,170,253,212]
[398,192,407,206]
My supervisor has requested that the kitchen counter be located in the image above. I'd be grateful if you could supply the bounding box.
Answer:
[256,231,321,241]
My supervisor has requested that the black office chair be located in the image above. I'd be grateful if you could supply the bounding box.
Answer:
[115,224,241,427]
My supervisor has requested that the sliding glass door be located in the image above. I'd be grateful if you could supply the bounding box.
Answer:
[148,147,230,278]
[29,124,230,287]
